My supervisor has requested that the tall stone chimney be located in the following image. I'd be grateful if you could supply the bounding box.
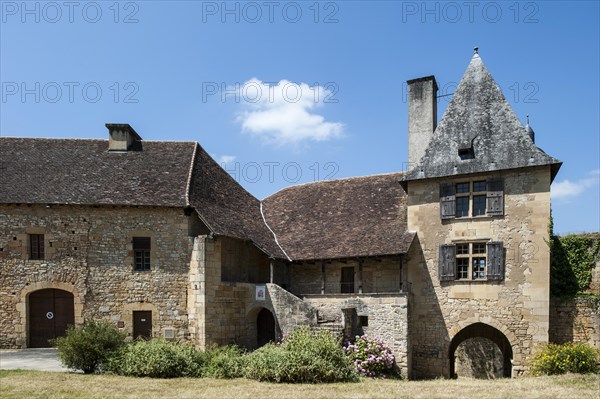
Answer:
[407,76,438,167]
[106,123,142,151]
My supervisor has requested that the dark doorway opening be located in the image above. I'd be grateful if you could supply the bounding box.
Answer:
[341,267,355,293]
[28,289,74,348]
[256,308,275,347]
[133,311,152,339]
[449,323,513,378]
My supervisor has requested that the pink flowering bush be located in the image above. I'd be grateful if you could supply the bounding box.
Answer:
[344,335,396,377]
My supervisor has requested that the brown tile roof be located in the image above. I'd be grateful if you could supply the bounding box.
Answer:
[0,138,194,207]
[0,137,285,258]
[0,137,410,260]
[187,145,285,258]
[262,173,414,261]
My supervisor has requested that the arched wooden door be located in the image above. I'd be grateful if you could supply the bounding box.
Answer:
[256,308,275,347]
[29,289,74,348]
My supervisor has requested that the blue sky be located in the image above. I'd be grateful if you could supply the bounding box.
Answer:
[1,1,598,235]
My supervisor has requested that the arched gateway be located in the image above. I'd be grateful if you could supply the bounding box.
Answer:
[449,323,513,378]
[28,289,75,348]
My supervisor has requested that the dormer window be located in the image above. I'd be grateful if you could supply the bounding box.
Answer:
[458,146,474,160]
[440,178,504,219]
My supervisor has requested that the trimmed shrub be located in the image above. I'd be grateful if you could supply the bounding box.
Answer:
[52,319,126,374]
[109,338,205,378]
[201,345,246,379]
[244,327,358,383]
[243,343,289,381]
[531,342,600,375]
[344,335,396,377]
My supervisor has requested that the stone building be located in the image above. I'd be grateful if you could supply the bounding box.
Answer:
[0,51,569,378]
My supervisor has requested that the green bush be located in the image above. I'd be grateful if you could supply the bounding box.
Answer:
[52,319,126,374]
[549,215,600,297]
[201,345,246,379]
[531,342,600,375]
[344,335,397,377]
[109,338,205,378]
[243,327,358,383]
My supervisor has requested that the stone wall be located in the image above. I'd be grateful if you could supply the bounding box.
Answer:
[550,297,600,348]
[189,235,275,349]
[0,204,195,348]
[302,294,410,378]
[406,166,553,378]
[582,233,600,295]
[220,237,269,284]
[454,337,503,379]
[268,283,316,336]
[290,257,403,296]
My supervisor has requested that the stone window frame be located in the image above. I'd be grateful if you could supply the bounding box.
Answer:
[455,242,487,281]
[19,227,54,261]
[133,237,151,272]
[127,232,156,272]
[439,241,504,282]
[29,233,45,260]
[440,178,504,220]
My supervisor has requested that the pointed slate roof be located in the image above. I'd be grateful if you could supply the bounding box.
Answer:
[405,53,561,181]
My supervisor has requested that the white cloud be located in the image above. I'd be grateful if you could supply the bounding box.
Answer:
[216,155,236,166]
[551,171,599,199]
[233,78,344,145]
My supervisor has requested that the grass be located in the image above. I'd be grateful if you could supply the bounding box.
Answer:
[0,370,599,399]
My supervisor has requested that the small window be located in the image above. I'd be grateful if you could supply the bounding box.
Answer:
[133,237,151,271]
[472,257,486,279]
[455,242,487,280]
[472,195,487,216]
[456,197,469,217]
[456,183,469,194]
[473,243,486,254]
[458,147,474,160]
[473,181,487,192]
[456,244,469,255]
[359,315,369,327]
[456,258,469,279]
[29,234,44,260]
[441,178,504,219]
[341,267,354,293]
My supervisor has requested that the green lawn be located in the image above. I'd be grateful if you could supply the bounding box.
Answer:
[1,370,599,399]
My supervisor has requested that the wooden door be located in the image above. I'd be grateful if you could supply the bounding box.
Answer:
[29,289,74,348]
[133,311,152,339]
[341,267,355,293]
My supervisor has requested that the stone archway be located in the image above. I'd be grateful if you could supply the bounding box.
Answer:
[449,323,513,378]
[18,282,83,348]
[28,289,74,348]
[256,308,276,347]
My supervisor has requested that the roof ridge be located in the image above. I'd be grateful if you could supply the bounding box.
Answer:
[259,202,292,261]
[263,171,405,199]
[0,137,197,144]
[185,143,199,207]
